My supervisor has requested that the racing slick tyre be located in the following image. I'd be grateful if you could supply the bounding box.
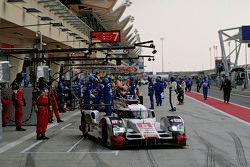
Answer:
[101,120,108,145]
[79,114,86,136]
[101,119,115,149]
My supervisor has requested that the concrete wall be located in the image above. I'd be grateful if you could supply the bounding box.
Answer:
[0,0,90,83]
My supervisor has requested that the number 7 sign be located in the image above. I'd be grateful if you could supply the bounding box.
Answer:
[90,31,121,43]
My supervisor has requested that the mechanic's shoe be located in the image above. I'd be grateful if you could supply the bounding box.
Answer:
[41,134,49,140]
[57,118,64,123]
[37,133,43,140]
[149,107,154,109]
[169,109,175,111]
[16,126,26,131]
[2,123,6,127]
[48,118,54,123]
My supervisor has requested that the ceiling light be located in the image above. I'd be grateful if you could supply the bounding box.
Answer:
[8,0,25,2]
[23,7,41,13]
[40,16,53,21]
[51,22,63,27]
[61,28,70,32]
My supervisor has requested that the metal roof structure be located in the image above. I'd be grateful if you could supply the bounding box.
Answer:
[68,0,140,54]
[37,0,93,39]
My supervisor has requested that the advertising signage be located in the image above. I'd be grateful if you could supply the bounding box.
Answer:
[241,26,250,42]
[90,31,121,43]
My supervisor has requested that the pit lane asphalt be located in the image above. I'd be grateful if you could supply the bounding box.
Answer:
[206,86,250,108]
[0,85,250,167]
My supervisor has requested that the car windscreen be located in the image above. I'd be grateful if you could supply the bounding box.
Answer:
[117,110,149,119]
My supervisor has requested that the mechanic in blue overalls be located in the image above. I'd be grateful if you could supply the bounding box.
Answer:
[93,78,104,110]
[163,79,168,89]
[129,75,136,98]
[57,74,65,112]
[186,78,193,92]
[103,77,112,116]
[154,76,164,106]
[148,76,155,109]
[200,76,210,100]
[72,75,82,99]
[83,75,95,109]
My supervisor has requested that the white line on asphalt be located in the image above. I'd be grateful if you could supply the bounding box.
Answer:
[231,93,250,98]
[21,151,119,155]
[60,123,72,130]
[66,137,84,152]
[186,95,250,127]
[20,141,43,153]
[0,111,81,154]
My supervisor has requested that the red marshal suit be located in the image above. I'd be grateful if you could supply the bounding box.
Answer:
[49,88,60,120]
[12,83,26,127]
[1,96,10,126]
[35,90,50,135]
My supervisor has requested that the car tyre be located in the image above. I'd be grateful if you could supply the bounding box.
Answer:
[80,114,86,136]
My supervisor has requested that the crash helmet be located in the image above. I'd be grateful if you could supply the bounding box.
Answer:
[147,76,152,82]
[38,77,47,89]
[170,77,175,82]
[60,75,65,82]
[130,75,135,81]
[16,73,23,83]
[102,77,109,85]
[156,76,161,82]
[88,75,95,83]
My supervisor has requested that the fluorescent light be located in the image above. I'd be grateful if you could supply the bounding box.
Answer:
[8,0,25,2]
[40,16,53,21]
[23,7,41,13]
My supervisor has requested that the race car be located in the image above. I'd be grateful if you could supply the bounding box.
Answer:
[79,103,186,148]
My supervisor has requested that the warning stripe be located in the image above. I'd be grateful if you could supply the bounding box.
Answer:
[186,92,250,123]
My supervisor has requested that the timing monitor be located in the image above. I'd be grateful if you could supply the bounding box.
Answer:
[36,66,50,81]
[0,61,10,83]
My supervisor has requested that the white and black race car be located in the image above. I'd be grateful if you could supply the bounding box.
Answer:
[79,103,186,148]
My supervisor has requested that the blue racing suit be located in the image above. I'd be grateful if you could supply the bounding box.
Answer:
[83,81,93,109]
[72,78,82,99]
[103,83,112,116]
[154,81,164,106]
[57,79,65,112]
[148,80,154,109]
[129,80,136,98]
[187,78,192,92]
[93,82,103,109]
[200,79,210,100]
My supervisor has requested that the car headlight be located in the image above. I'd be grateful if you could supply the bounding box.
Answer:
[168,124,184,132]
[113,127,126,136]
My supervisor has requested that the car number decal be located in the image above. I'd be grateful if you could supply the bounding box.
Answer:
[170,119,182,123]
[137,123,153,129]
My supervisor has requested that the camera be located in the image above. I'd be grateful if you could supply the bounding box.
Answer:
[150,44,155,49]
[152,50,157,54]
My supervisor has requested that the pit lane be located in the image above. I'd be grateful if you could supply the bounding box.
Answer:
[0,85,250,167]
